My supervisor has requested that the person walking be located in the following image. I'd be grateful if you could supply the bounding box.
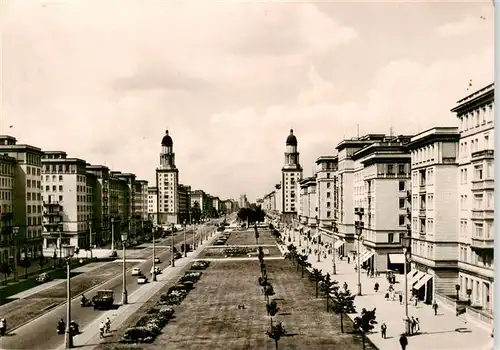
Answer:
[0,318,6,336]
[399,334,408,350]
[381,323,387,339]
[399,293,403,305]
[432,300,438,315]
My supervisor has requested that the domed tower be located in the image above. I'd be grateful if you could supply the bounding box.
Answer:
[281,129,303,223]
[156,129,180,225]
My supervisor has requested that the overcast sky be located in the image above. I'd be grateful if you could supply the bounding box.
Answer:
[2,1,494,202]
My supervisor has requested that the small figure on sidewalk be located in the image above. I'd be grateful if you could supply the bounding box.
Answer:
[381,322,387,339]
[399,293,403,304]
[347,256,350,264]
[374,282,379,292]
[414,296,418,307]
[343,282,348,291]
[399,334,408,350]
[0,318,6,336]
[414,317,420,333]
[385,292,390,300]
[432,300,438,315]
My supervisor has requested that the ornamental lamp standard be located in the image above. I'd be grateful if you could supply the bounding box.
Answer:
[111,217,115,251]
[170,223,175,267]
[316,216,321,262]
[331,222,337,275]
[152,227,157,282]
[121,232,128,305]
[183,220,188,257]
[401,234,411,335]
[62,245,75,349]
[12,226,19,280]
[354,215,364,296]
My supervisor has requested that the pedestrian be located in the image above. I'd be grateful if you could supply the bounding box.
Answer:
[374,282,379,292]
[385,292,390,300]
[347,256,350,264]
[381,322,387,339]
[414,296,418,307]
[399,293,403,304]
[432,300,438,315]
[0,318,6,337]
[410,316,418,334]
[343,282,348,291]
[414,317,420,333]
[399,334,408,350]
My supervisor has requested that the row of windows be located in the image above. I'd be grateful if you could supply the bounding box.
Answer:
[27,179,41,189]
[458,104,493,132]
[0,190,12,201]
[26,165,41,176]
[0,177,13,188]
[0,163,15,176]
[459,132,491,157]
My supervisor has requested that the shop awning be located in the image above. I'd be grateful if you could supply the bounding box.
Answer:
[334,240,345,249]
[409,271,426,286]
[407,270,419,282]
[360,251,374,263]
[388,253,406,264]
[414,273,433,290]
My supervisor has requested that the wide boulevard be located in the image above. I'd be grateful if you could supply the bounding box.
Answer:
[2,222,219,350]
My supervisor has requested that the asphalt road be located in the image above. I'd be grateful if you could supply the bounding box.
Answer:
[3,224,217,350]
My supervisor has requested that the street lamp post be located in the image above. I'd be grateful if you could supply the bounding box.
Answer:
[355,210,364,296]
[58,223,63,266]
[332,222,337,275]
[152,227,157,282]
[316,216,321,262]
[88,220,93,259]
[170,224,175,267]
[183,220,187,257]
[12,226,19,280]
[62,245,75,349]
[401,234,411,335]
[111,218,115,251]
[121,232,128,305]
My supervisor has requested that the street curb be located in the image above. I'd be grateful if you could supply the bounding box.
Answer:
[6,230,214,334]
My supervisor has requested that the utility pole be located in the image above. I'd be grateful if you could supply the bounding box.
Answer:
[89,220,93,259]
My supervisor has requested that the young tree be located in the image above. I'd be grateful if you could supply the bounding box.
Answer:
[190,201,202,224]
[319,273,339,311]
[254,224,260,244]
[0,263,12,281]
[39,254,46,272]
[258,247,264,264]
[264,284,275,304]
[266,322,286,350]
[18,258,31,279]
[297,254,311,278]
[310,268,324,298]
[260,262,267,278]
[331,287,357,333]
[353,308,378,350]
[266,299,280,326]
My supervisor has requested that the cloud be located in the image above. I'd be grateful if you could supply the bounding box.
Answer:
[436,11,490,37]
[1,1,494,201]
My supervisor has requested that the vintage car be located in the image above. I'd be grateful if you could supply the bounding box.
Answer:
[154,257,161,263]
[92,290,114,310]
[36,272,51,283]
[150,266,161,275]
[131,267,142,276]
[137,275,148,284]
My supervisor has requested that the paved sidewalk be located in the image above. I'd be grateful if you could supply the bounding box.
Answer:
[62,230,220,350]
[282,236,492,350]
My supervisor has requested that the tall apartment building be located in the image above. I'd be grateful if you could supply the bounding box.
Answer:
[298,177,317,227]
[190,189,204,210]
[407,127,461,303]
[147,186,158,224]
[86,164,111,245]
[133,179,149,220]
[350,135,412,274]
[41,151,89,249]
[109,172,131,233]
[156,130,179,225]
[274,184,282,216]
[0,155,16,264]
[452,83,494,316]
[238,194,249,209]
[315,156,338,228]
[335,135,385,255]
[178,184,191,223]
[281,129,303,223]
[0,136,44,260]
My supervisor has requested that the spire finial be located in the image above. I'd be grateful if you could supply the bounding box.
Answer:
[290,129,293,134]
[166,129,169,135]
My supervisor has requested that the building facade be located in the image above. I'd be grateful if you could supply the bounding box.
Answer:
[41,151,89,249]
[133,179,149,221]
[0,136,44,260]
[156,130,179,225]
[178,184,191,223]
[452,83,494,316]
[0,154,16,264]
[408,127,461,303]
[86,164,111,246]
[147,186,158,223]
[281,129,303,223]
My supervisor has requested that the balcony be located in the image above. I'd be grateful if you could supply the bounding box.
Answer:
[471,149,494,161]
[354,207,364,215]
[406,190,411,199]
[471,179,494,191]
[43,200,62,206]
[471,237,494,250]
[43,210,62,217]
[419,209,426,217]
[471,209,494,220]
[419,185,426,193]
[43,222,61,228]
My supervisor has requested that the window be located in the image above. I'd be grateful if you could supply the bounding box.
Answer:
[326,192,331,198]
[326,182,331,189]
[326,173,330,179]
[399,198,405,209]
[388,233,394,243]
[399,181,405,191]
[326,202,331,208]
[474,165,483,181]
[398,164,406,175]
[399,215,405,226]
[387,164,394,175]
[473,194,483,210]
[326,211,331,218]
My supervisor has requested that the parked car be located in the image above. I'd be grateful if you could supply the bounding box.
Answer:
[92,290,114,310]
[109,250,118,258]
[36,272,51,283]
[137,275,148,284]
[150,266,161,275]
[154,257,161,263]
[131,267,142,276]
[174,252,182,260]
